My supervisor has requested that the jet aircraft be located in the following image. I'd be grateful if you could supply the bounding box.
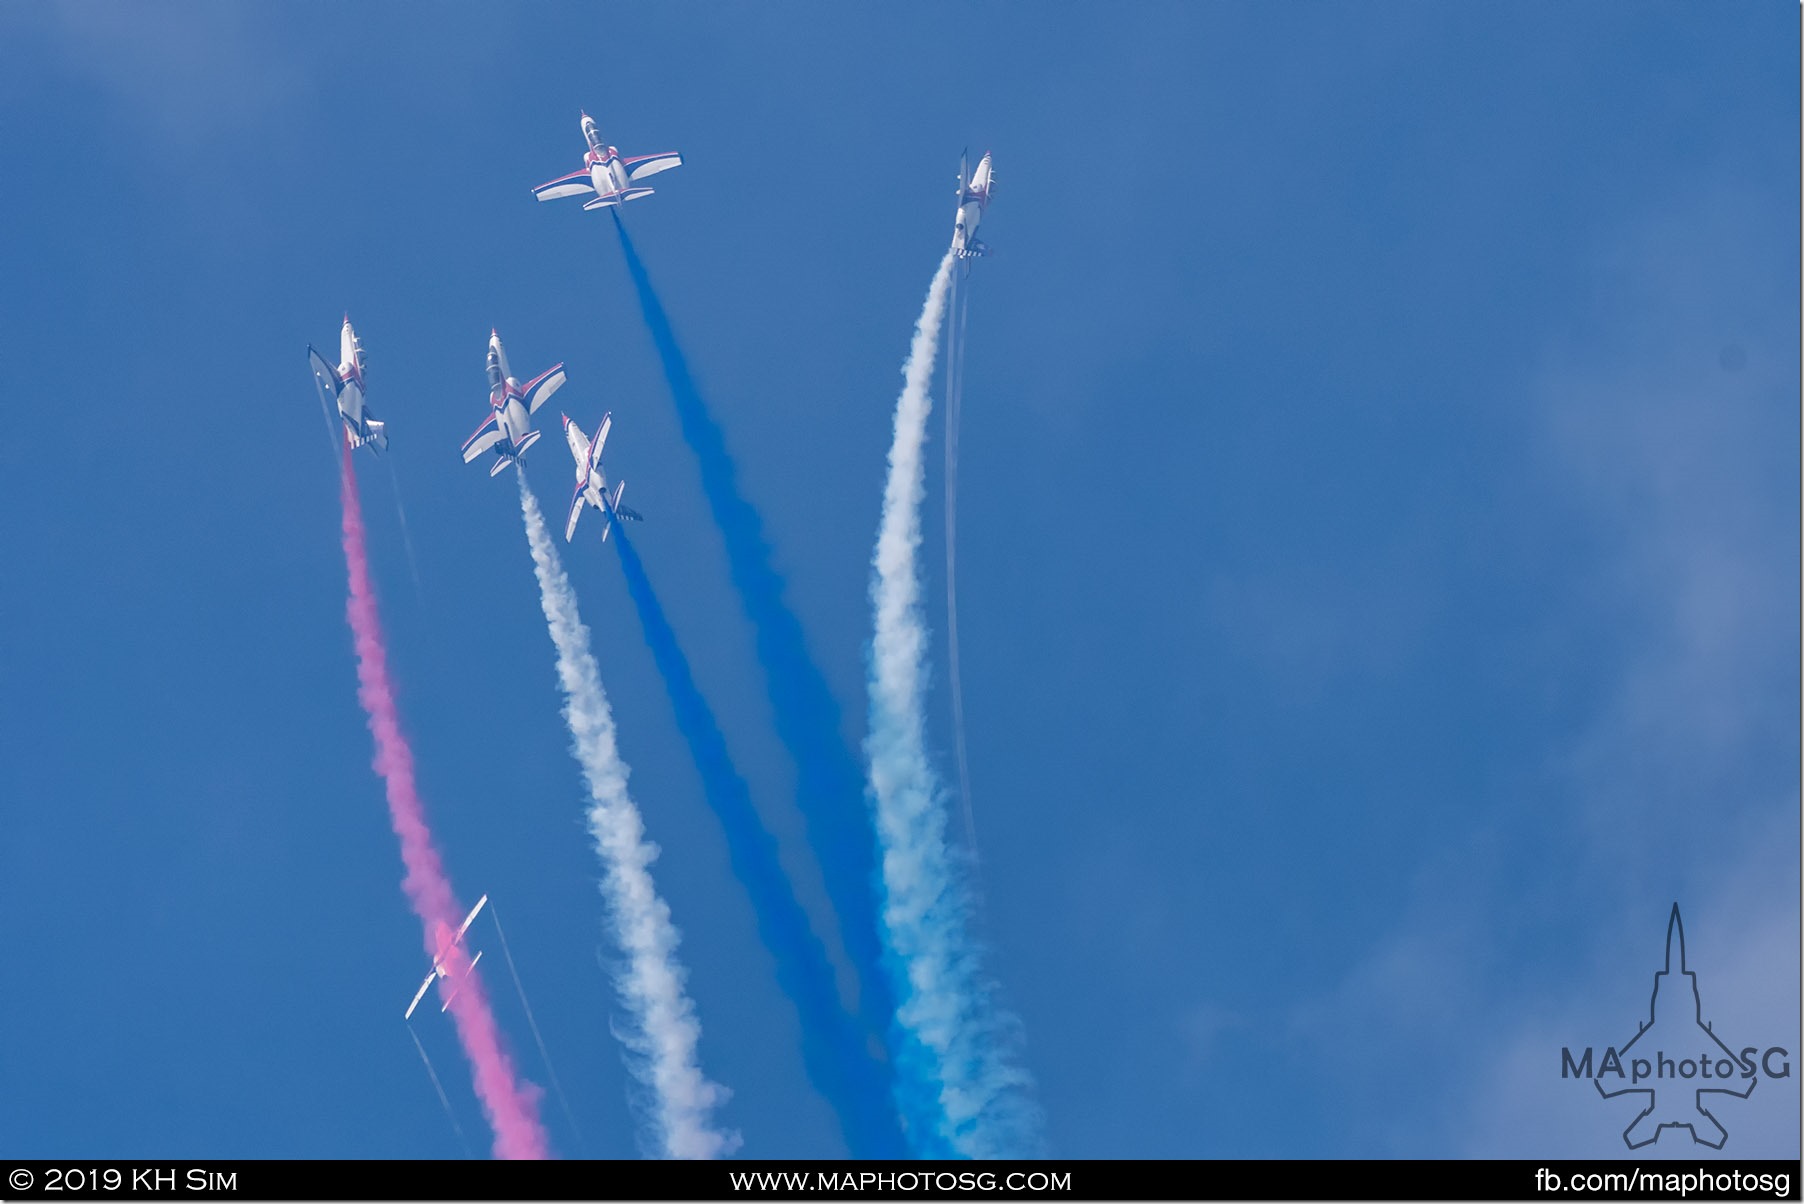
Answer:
[532,112,683,211]
[561,412,643,543]
[461,330,565,477]
[404,895,489,1021]
[952,151,995,260]
[309,315,386,452]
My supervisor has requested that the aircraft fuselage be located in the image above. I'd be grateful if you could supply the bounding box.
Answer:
[953,152,994,259]
[336,318,370,430]
[581,115,633,199]
[486,336,533,453]
[310,315,386,452]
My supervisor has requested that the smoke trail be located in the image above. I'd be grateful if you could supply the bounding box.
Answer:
[338,444,550,1160]
[941,269,977,855]
[610,527,909,1158]
[610,218,898,1089]
[317,392,347,461]
[384,456,425,602]
[517,476,737,1161]
[487,901,584,1152]
[867,253,1038,1157]
[408,1021,474,1159]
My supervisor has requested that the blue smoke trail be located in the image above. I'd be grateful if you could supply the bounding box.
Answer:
[610,527,908,1158]
[609,222,901,1100]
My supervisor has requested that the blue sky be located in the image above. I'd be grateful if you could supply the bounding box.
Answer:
[0,1,1795,1159]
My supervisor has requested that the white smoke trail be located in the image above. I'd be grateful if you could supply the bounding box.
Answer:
[407,1021,474,1159]
[942,267,978,856]
[384,456,425,603]
[867,251,1038,1157]
[487,901,585,1152]
[518,476,738,1160]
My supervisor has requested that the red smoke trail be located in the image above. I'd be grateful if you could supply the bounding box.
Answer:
[338,444,550,1160]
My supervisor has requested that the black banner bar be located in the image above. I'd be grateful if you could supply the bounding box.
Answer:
[1,1160,1799,1202]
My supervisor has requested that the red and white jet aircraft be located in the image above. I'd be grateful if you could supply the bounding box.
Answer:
[561,412,643,543]
[308,314,386,452]
[404,895,488,1021]
[953,151,995,260]
[461,330,565,477]
[532,112,683,211]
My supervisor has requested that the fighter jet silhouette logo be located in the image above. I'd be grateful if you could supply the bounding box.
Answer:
[1597,904,1755,1149]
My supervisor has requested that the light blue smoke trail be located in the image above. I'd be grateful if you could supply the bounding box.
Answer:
[867,252,1039,1158]
[610,527,909,1158]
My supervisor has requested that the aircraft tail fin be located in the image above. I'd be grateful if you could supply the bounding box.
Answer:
[611,481,642,524]
[492,428,543,474]
[440,949,483,1013]
[601,481,642,542]
[346,420,387,453]
[584,187,654,210]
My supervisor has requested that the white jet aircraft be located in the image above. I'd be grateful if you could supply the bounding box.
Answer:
[309,314,387,452]
[532,112,683,211]
[952,150,995,260]
[461,330,565,477]
[404,895,488,1021]
[561,412,643,543]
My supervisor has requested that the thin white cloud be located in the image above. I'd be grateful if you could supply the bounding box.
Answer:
[1285,178,1798,1158]
[3,2,300,147]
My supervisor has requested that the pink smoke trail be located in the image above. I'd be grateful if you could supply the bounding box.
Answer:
[338,444,551,1160]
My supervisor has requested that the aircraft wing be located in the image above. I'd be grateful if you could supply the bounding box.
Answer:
[404,968,436,1020]
[588,412,612,473]
[565,483,587,542]
[533,168,596,201]
[622,151,682,181]
[308,346,344,403]
[522,364,567,414]
[462,411,504,463]
[454,895,489,942]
